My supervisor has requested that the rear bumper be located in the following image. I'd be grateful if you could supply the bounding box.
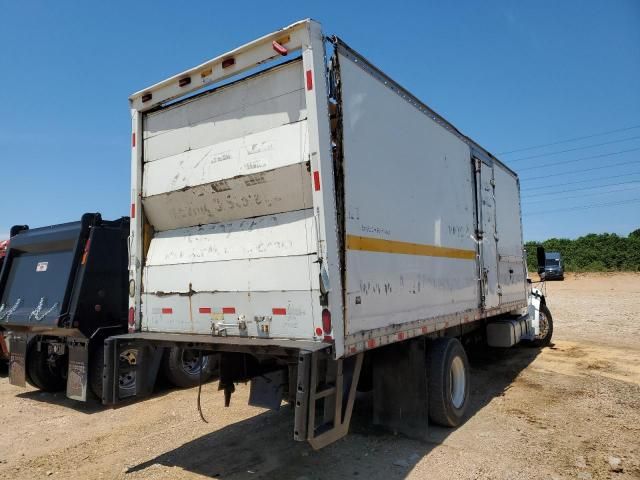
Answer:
[108,331,329,355]
[101,332,331,406]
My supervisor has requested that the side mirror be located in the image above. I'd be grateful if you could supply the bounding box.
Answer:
[536,246,546,275]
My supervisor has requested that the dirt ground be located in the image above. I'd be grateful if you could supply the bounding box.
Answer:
[1,273,639,480]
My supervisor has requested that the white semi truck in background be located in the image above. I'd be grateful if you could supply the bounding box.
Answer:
[100,19,552,448]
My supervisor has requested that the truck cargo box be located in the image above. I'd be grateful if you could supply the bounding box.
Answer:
[126,20,527,359]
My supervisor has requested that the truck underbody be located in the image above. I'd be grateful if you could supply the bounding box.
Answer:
[100,294,549,449]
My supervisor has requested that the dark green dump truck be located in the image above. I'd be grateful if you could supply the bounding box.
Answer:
[0,213,130,400]
[1,213,214,401]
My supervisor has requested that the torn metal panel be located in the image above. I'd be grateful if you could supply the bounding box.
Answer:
[143,120,308,197]
[143,255,319,294]
[142,208,320,338]
[144,91,306,163]
[146,209,317,266]
[143,61,306,163]
[142,163,313,231]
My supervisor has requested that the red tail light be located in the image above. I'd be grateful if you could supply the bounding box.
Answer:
[306,70,313,91]
[322,309,332,339]
[272,40,288,56]
[128,307,135,326]
[81,239,91,265]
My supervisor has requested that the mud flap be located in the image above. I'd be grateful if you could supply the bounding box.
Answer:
[249,369,286,410]
[66,340,89,401]
[9,336,27,387]
[372,338,429,441]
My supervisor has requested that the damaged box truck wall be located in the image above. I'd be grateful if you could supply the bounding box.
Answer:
[105,19,549,449]
[140,59,322,339]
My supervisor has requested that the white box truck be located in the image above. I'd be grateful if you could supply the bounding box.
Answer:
[102,19,552,448]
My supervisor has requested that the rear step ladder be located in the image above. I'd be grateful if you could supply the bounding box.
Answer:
[295,349,363,449]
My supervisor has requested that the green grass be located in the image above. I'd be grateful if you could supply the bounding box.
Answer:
[525,229,640,272]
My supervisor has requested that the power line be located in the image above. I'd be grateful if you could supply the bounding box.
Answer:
[521,180,640,198]
[516,147,640,172]
[521,172,640,191]
[498,124,640,155]
[522,185,640,204]
[522,198,640,216]
[520,159,640,182]
[508,135,640,163]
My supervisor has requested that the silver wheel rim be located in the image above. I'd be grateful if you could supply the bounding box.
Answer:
[119,349,137,390]
[450,356,466,409]
[536,310,549,340]
[181,350,208,376]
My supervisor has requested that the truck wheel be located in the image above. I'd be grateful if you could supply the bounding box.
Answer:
[90,344,138,399]
[26,344,67,392]
[427,338,470,427]
[162,347,213,388]
[531,303,553,348]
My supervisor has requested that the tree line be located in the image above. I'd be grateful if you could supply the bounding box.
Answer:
[525,229,640,272]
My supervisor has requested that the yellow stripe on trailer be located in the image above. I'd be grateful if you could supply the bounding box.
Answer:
[346,235,476,260]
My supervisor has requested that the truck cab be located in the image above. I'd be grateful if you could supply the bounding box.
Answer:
[543,251,564,280]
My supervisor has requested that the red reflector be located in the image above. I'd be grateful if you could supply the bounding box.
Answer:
[322,309,332,334]
[130,203,136,219]
[398,332,405,340]
[81,238,91,265]
[199,307,212,314]
[222,57,235,68]
[306,70,313,91]
[141,92,152,103]
[313,170,321,191]
[367,339,376,349]
[131,132,136,148]
[272,308,287,315]
[178,76,191,87]
[128,307,135,326]
[272,40,288,56]
[162,308,173,314]
[315,327,323,336]
[222,307,236,314]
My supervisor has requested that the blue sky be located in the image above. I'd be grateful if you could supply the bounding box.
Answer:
[1,1,638,241]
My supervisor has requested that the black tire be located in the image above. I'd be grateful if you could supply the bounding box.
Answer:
[531,303,553,348]
[162,347,213,388]
[427,337,470,427]
[26,343,67,392]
